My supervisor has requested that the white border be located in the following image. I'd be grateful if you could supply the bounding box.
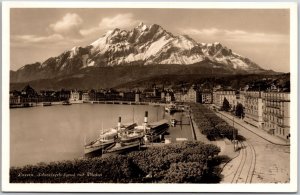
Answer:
[2,1,298,192]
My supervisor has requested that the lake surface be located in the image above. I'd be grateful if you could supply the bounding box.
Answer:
[10,104,165,167]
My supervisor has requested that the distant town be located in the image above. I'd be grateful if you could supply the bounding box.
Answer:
[10,82,290,142]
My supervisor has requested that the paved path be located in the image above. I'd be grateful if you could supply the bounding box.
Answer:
[164,112,193,142]
[190,112,238,166]
[215,110,290,183]
[216,111,289,146]
[221,140,256,183]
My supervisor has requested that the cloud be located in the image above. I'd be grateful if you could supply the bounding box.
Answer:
[49,13,83,38]
[99,13,138,29]
[12,12,138,46]
[12,34,64,44]
[80,13,138,36]
[181,28,288,44]
[79,27,100,36]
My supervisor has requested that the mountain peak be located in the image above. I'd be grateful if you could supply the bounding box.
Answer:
[136,22,148,31]
[12,23,266,83]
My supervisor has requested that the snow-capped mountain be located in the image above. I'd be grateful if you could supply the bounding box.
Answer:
[11,22,265,83]
[86,22,261,70]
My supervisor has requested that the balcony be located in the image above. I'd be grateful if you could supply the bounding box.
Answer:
[263,117,269,122]
[278,123,290,128]
[265,104,280,109]
[276,113,284,119]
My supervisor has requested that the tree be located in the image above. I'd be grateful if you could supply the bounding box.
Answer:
[235,103,244,118]
[162,162,204,183]
[222,97,231,112]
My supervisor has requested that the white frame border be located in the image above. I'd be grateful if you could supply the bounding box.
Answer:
[2,1,298,192]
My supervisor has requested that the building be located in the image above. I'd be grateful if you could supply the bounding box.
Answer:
[69,90,81,102]
[186,86,199,103]
[165,92,174,103]
[262,92,290,141]
[135,93,140,103]
[243,91,264,128]
[174,92,185,102]
[238,90,246,106]
[10,96,21,105]
[58,89,71,101]
[82,92,90,102]
[21,85,37,98]
[174,86,199,103]
[213,90,237,109]
[10,90,21,105]
[199,91,213,104]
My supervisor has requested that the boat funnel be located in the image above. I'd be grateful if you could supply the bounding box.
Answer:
[118,116,121,131]
[143,111,148,131]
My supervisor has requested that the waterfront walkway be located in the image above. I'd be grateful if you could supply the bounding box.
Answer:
[215,110,290,146]
[164,112,194,142]
[190,112,238,159]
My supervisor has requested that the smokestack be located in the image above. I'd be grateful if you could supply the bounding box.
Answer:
[118,116,121,131]
[143,111,148,131]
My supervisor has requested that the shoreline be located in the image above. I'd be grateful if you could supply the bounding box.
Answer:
[10,100,171,109]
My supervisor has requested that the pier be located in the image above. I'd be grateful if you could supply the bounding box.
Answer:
[89,100,167,106]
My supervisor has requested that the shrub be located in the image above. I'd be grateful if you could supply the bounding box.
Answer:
[10,142,224,183]
[162,162,204,183]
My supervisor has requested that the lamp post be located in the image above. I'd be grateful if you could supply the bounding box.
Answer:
[233,128,238,151]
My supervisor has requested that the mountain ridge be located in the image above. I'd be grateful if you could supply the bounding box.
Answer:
[11,22,270,84]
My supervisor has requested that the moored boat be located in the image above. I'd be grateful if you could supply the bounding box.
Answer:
[145,119,169,142]
[103,141,141,155]
[119,131,144,145]
[43,102,52,106]
[10,102,34,108]
[84,139,115,158]
[165,104,176,113]
[84,117,138,157]
[62,100,72,105]
[171,118,177,127]
[134,111,169,142]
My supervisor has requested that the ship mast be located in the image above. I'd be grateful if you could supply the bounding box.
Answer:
[101,121,103,155]
[132,107,135,123]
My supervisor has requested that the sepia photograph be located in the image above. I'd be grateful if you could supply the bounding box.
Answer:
[2,1,298,193]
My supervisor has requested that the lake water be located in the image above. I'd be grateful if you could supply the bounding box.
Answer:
[10,104,165,167]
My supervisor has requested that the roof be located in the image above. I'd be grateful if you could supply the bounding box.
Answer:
[148,119,169,127]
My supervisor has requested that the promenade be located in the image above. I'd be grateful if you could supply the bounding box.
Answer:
[190,110,238,164]
[215,110,289,146]
[214,109,290,183]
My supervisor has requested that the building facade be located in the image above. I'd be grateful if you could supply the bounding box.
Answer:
[262,92,290,141]
[199,91,213,104]
[243,91,264,128]
[82,92,90,102]
[174,87,199,103]
[213,90,237,109]
[185,87,199,103]
[69,91,81,102]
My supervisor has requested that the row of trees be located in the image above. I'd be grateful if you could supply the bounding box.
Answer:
[221,97,244,118]
[10,142,227,183]
[190,103,239,141]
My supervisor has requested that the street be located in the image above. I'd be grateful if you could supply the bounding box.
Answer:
[216,111,290,183]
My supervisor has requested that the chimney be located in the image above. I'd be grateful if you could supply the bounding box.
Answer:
[118,116,121,131]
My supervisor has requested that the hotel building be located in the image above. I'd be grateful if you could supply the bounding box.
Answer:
[243,91,264,128]
[262,92,290,141]
[213,90,237,109]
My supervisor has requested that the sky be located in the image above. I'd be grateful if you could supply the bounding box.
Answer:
[10,8,290,72]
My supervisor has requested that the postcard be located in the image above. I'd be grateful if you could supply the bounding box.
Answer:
[2,1,298,192]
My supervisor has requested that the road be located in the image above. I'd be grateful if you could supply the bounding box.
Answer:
[216,111,290,183]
